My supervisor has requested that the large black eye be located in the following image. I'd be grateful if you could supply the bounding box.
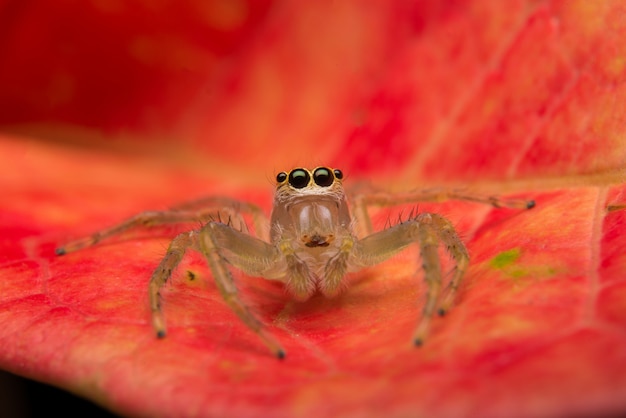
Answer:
[276,172,287,183]
[333,169,343,180]
[288,168,310,189]
[313,167,334,187]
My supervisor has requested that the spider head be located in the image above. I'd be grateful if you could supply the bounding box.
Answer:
[270,167,351,247]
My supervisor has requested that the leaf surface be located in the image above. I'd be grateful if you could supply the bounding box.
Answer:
[1,1,626,417]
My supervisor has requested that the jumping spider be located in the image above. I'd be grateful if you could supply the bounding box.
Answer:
[56,167,534,359]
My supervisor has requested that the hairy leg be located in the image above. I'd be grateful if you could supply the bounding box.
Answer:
[149,231,198,337]
[172,196,269,241]
[350,187,535,236]
[350,213,469,346]
[198,222,288,359]
[56,197,268,254]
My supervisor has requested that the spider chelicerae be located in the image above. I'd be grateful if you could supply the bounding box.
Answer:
[56,166,534,359]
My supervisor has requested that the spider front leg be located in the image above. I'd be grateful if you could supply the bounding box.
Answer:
[197,222,288,358]
[352,213,469,346]
[149,221,287,358]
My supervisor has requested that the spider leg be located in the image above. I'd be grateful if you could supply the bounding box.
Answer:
[172,196,269,241]
[350,213,469,346]
[56,197,267,254]
[435,215,470,316]
[412,214,469,344]
[56,210,204,254]
[322,235,355,297]
[607,202,626,212]
[350,187,535,236]
[149,231,198,338]
[150,221,287,358]
[412,216,442,346]
[197,221,287,359]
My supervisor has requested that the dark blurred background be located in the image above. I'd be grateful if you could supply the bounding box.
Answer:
[0,370,117,418]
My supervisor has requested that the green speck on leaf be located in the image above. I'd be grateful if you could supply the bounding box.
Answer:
[489,248,557,283]
[490,248,521,269]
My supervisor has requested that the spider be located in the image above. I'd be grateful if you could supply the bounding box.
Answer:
[56,166,535,359]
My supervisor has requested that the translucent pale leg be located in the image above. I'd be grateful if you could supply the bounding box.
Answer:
[149,231,198,337]
[197,222,287,359]
[55,196,267,254]
[146,220,288,358]
[322,234,355,297]
[351,188,535,236]
[607,202,626,212]
[56,194,288,357]
[351,213,469,346]
[172,196,269,241]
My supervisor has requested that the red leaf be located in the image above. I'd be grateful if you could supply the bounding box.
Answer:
[2,1,626,417]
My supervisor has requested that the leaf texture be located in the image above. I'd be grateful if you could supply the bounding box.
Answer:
[1,1,626,417]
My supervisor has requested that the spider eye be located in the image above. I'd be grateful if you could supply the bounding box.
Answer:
[333,169,343,180]
[288,168,310,189]
[276,172,287,183]
[313,167,334,187]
